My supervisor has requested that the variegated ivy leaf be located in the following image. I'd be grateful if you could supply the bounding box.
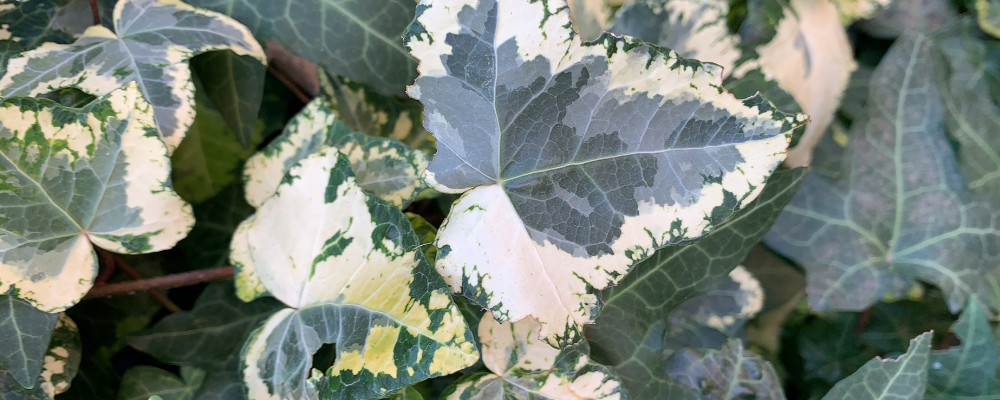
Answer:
[764,34,1000,313]
[0,0,266,152]
[611,0,739,77]
[0,294,57,389]
[319,71,435,154]
[231,150,478,399]
[0,0,96,49]
[445,313,625,400]
[406,0,793,345]
[738,0,856,167]
[822,332,932,400]
[979,0,1000,38]
[0,83,194,312]
[0,313,81,399]
[243,98,429,209]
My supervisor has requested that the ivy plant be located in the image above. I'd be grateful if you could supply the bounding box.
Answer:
[1,0,1000,399]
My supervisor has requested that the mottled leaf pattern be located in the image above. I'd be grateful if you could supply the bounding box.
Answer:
[445,314,624,400]
[0,0,266,151]
[0,294,57,388]
[765,33,1000,313]
[0,83,194,312]
[0,0,93,49]
[243,98,428,209]
[665,339,785,400]
[188,0,417,96]
[232,150,477,399]
[407,0,793,344]
[586,168,805,398]
[822,332,932,400]
[0,313,80,399]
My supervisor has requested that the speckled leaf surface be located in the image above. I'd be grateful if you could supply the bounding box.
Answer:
[231,150,477,399]
[0,83,194,312]
[822,332,932,400]
[927,298,1000,397]
[0,294,57,389]
[585,168,805,398]
[445,314,625,400]
[665,339,785,400]
[243,99,429,209]
[0,0,266,152]
[187,0,417,96]
[764,34,1000,313]
[407,0,793,345]
[0,313,80,399]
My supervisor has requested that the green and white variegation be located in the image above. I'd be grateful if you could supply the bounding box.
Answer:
[0,313,81,399]
[231,150,477,399]
[406,0,793,345]
[243,98,429,209]
[0,83,194,312]
[0,0,265,152]
[832,0,893,23]
[446,314,624,400]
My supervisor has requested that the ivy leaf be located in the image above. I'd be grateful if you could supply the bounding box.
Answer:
[0,83,194,312]
[444,313,625,400]
[0,0,266,151]
[0,294,57,388]
[927,298,1000,397]
[585,168,805,398]
[232,150,478,399]
[822,332,932,400]
[188,0,417,96]
[118,366,206,400]
[764,33,1000,313]
[189,51,266,150]
[243,98,429,209]
[665,339,785,400]
[0,313,80,399]
[0,0,90,49]
[177,185,255,270]
[979,0,1000,38]
[406,0,793,345]
[665,266,764,343]
[611,0,740,77]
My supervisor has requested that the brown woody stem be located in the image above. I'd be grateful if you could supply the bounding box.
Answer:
[84,266,235,302]
[88,0,100,25]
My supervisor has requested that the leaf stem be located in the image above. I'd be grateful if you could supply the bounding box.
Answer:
[267,65,312,104]
[88,0,100,25]
[92,248,182,312]
[83,266,235,302]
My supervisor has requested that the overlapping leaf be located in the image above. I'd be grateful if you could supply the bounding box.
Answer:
[822,332,932,400]
[665,339,785,400]
[0,83,194,312]
[188,0,417,96]
[586,168,805,398]
[406,0,794,345]
[567,0,614,40]
[927,298,1000,397]
[243,98,429,209]
[0,313,80,399]
[0,294,57,388]
[764,33,1000,313]
[118,366,205,400]
[445,314,624,400]
[0,0,266,151]
[831,0,892,23]
[189,51,265,150]
[231,150,477,399]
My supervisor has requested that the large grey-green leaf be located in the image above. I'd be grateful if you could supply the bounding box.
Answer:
[242,98,429,209]
[764,33,1000,313]
[0,83,194,312]
[232,150,478,399]
[406,0,794,345]
[0,313,80,398]
[927,298,1000,397]
[445,314,625,400]
[0,0,266,151]
[0,295,57,388]
[822,332,932,400]
[187,0,417,96]
[665,339,785,400]
[586,168,804,398]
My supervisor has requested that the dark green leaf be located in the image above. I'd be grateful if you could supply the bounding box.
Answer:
[190,51,266,150]
[177,185,256,270]
[0,294,58,388]
[822,332,932,400]
[927,298,1000,397]
[118,366,205,400]
[0,313,79,398]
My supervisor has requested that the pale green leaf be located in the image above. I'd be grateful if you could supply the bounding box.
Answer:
[118,366,206,400]
[243,98,429,209]
[764,33,1000,313]
[445,314,625,400]
[0,294,57,388]
[187,0,417,96]
[232,150,478,399]
[0,313,81,399]
[0,83,194,312]
[585,168,805,398]
[189,51,265,150]
[927,298,1000,397]
[822,332,933,400]
[406,0,794,345]
[665,339,785,400]
[0,0,266,151]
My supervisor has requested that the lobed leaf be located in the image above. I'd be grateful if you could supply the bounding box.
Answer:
[822,332,932,400]
[406,0,794,345]
[0,0,266,151]
[927,298,1000,397]
[0,83,194,312]
[232,150,478,399]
